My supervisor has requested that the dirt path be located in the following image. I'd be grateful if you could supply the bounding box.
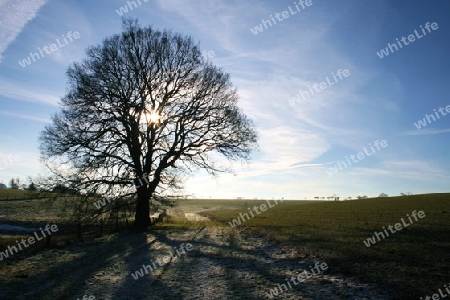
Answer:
[1,212,392,299]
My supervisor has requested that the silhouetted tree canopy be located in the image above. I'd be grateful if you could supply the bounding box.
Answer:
[40,19,258,227]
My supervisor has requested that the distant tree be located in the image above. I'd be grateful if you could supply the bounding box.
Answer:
[39,19,257,227]
[27,182,37,191]
[52,184,79,195]
[9,178,19,189]
[379,193,388,197]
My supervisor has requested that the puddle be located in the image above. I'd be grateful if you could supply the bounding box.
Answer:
[0,224,37,232]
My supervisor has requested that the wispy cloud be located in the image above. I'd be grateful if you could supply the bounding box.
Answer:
[402,128,450,136]
[0,110,50,123]
[0,79,60,106]
[0,0,49,62]
[350,162,450,181]
[290,162,333,168]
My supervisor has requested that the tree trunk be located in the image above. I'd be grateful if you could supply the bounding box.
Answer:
[134,186,151,227]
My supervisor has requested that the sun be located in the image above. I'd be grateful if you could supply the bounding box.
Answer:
[146,111,161,124]
[140,108,166,127]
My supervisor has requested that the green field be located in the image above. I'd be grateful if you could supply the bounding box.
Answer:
[0,189,45,200]
[198,194,450,298]
[1,191,449,298]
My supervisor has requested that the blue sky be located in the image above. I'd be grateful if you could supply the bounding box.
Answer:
[0,0,449,199]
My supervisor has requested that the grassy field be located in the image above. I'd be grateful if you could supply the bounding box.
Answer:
[1,191,449,298]
[200,194,450,298]
[0,189,45,200]
[0,190,133,256]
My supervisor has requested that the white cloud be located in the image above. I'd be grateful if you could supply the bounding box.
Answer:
[402,128,450,136]
[0,79,60,106]
[381,160,448,176]
[0,150,43,184]
[0,110,50,123]
[0,0,49,62]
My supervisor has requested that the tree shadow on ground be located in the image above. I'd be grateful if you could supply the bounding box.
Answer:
[111,226,365,299]
[1,224,392,299]
[1,230,148,299]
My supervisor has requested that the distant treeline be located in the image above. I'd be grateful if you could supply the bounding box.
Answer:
[0,187,91,201]
[0,191,56,201]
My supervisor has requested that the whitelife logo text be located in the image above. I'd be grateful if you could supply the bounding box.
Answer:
[326,140,388,176]
[363,210,425,247]
[0,224,59,261]
[18,31,80,68]
[376,22,439,59]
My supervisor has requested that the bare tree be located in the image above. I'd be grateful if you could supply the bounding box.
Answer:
[39,19,258,227]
